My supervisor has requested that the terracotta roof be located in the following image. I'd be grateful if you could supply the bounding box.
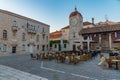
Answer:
[69,10,82,18]
[80,24,120,35]
[61,25,69,29]
[97,21,119,25]
[83,21,93,26]
[50,31,62,39]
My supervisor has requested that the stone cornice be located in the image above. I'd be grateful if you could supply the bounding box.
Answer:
[0,9,50,27]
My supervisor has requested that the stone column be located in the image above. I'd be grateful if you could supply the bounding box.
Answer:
[109,33,112,50]
[99,34,102,50]
[80,35,83,49]
[99,34,101,47]
[87,36,90,52]
[60,36,63,51]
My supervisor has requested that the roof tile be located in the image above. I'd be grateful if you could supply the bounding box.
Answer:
[80,24,120,34]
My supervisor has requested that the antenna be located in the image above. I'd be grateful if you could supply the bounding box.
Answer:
[105,15,108,21]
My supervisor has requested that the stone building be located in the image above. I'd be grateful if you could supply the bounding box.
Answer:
[80,24,120,51]
[50,8,94,52]
[0,9,50,54]
[50,7,120,52]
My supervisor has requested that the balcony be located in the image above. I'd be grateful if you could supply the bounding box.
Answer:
[12,26,18,31]
[27,29,36,34]
[29,38,35,44]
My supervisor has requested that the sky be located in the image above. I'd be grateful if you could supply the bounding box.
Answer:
[0,0,120,32]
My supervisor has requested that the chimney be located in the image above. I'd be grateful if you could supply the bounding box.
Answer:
[92,17,94,24]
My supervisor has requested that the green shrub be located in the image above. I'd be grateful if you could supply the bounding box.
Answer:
[83,45,87,50]
[114,47,120,50]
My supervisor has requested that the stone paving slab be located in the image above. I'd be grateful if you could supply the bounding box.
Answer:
[0,53,120,80]
[0,65,48,80]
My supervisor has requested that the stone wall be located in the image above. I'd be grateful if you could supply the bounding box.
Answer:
[0,10,50,54]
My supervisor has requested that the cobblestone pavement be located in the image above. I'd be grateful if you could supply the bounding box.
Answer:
[0,53,120,80]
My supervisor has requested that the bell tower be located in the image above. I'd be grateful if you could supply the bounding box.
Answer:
[68,7,83,51]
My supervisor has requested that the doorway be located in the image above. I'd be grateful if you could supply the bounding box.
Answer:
[29,45,33,53]
[12,46,16,53]
[58,44,61,51]
[73,45,76,51]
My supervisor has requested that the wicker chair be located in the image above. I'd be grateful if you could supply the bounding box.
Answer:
[36,54,41,60]
[106,56,116,68]
[30,54,37,59]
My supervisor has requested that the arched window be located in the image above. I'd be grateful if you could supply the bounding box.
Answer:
[22,44,25,51]
[3,30,7,39]
[22,33,26,40]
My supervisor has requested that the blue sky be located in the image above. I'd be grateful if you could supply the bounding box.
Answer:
[0,0,120,32]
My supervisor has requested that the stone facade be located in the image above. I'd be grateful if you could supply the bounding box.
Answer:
[50,31,68,52]
[0,9,50,54]
[50,7,120,52]
[68,9,83,51]
[50,8,95,52]
[81,26,120,51]
[65,24,120,52]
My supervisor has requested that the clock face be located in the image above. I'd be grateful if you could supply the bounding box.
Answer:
[70,18,77,26]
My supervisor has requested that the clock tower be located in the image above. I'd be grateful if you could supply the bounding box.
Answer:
[68,7,83,51]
